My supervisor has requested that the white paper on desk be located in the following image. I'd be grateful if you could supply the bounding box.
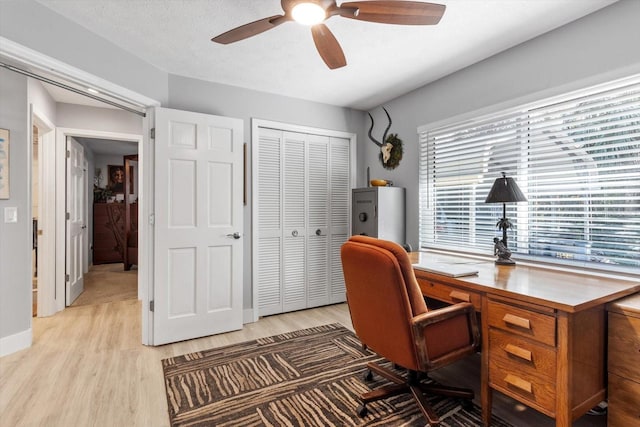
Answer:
[412,262,479,277]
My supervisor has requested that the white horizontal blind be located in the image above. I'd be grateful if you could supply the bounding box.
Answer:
[419,76,640,271]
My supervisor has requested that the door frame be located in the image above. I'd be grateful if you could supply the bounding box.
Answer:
[53,128,143,313]
[32,109,56,317]
[1,38,159,344]
[251,118,357,322]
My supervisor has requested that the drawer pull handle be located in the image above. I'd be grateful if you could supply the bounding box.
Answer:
[503,313,531,330]
[450,290,470,302]
[505,344,533,362]
[505,374,532,394]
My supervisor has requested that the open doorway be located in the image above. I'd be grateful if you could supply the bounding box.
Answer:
[65,135,141,308]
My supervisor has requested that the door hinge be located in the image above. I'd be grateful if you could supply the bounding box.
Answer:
[65,274,70,282]
[66,212,70,220]
[150,128,155,139]
[149,300,155,312]
[66,150,70,158]
[149,214,155,225]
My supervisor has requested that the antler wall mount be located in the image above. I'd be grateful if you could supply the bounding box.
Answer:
[211,1,446,69]
[368,107,403,170]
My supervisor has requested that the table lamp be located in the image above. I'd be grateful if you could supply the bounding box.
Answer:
[485,172,527,265]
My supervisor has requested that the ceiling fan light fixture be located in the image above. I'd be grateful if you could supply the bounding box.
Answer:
[291,2,326,26]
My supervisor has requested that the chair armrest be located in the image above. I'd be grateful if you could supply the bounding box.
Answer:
[411,302,480,370]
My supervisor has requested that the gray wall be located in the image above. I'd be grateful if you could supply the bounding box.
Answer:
[363,0,640,251]
[0,68,31,340]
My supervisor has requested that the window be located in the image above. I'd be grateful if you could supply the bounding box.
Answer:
[419,76,640,272]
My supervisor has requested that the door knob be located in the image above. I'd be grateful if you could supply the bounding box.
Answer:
[226,232,241,239]
[291,230,298,237]
[315,229,322,236]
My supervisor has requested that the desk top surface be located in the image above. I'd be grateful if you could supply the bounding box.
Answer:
[410,251,640,313]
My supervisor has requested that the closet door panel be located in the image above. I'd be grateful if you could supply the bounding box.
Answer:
[283,235,306,311]
[282,132,307,312]
[329,137,351,303]
[307,135,330,307]
[257,129,283,316]
[257,237,282,316]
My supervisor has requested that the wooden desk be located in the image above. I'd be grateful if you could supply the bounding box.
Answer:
[606,294,640,426]
[409,251,640,427]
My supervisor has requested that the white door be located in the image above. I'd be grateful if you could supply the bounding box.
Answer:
[65,137,85,305]
[152,107,243,345]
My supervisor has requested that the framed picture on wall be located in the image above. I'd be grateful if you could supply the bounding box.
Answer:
[0,128,9,199]
[108,164,134,194]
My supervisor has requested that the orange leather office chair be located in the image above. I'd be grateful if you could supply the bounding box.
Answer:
[341,236,480,425]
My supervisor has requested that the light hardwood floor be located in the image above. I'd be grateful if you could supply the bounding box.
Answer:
[0,265,606,427]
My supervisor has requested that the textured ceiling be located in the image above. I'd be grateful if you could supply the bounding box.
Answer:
[35,0,617,110]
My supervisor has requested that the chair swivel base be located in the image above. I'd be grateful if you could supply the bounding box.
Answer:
[357,361,474,426]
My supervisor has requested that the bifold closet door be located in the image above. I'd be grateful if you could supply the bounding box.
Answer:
[255,127,350,316]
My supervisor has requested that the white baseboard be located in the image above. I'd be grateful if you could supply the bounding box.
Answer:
[0,328,32,357]
[243,308,256,324]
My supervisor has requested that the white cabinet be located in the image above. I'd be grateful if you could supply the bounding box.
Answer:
[254,125,353,316]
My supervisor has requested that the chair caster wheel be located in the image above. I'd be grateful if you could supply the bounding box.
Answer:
[356,404,368,417]
[363,369,373,381]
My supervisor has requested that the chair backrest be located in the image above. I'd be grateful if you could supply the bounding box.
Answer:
[341,236,428,371]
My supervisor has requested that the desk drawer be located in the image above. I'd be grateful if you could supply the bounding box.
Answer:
[489,357,556,415]
[487,300,556,347]
[489,329,556,381]
[608,312,640,380]
[417,279,481,311]
[608,373,640,427]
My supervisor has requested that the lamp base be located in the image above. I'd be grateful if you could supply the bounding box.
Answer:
[495,258,516,266]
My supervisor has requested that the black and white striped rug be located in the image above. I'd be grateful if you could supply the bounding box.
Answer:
[162,323,513,427]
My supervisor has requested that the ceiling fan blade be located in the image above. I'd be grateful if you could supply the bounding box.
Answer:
[212,15,287,44]
[339,1,445,25]
[311,24,347,69]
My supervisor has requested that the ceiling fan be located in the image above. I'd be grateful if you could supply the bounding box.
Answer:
[211,0,446,69]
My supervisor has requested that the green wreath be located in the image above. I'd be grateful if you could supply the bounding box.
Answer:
[379,133,403,170]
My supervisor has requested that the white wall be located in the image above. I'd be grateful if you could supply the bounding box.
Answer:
[56,104,143,135]
[363,0,640,250]
[28,78,57,125]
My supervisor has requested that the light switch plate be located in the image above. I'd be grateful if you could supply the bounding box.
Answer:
[4,207,18,223]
